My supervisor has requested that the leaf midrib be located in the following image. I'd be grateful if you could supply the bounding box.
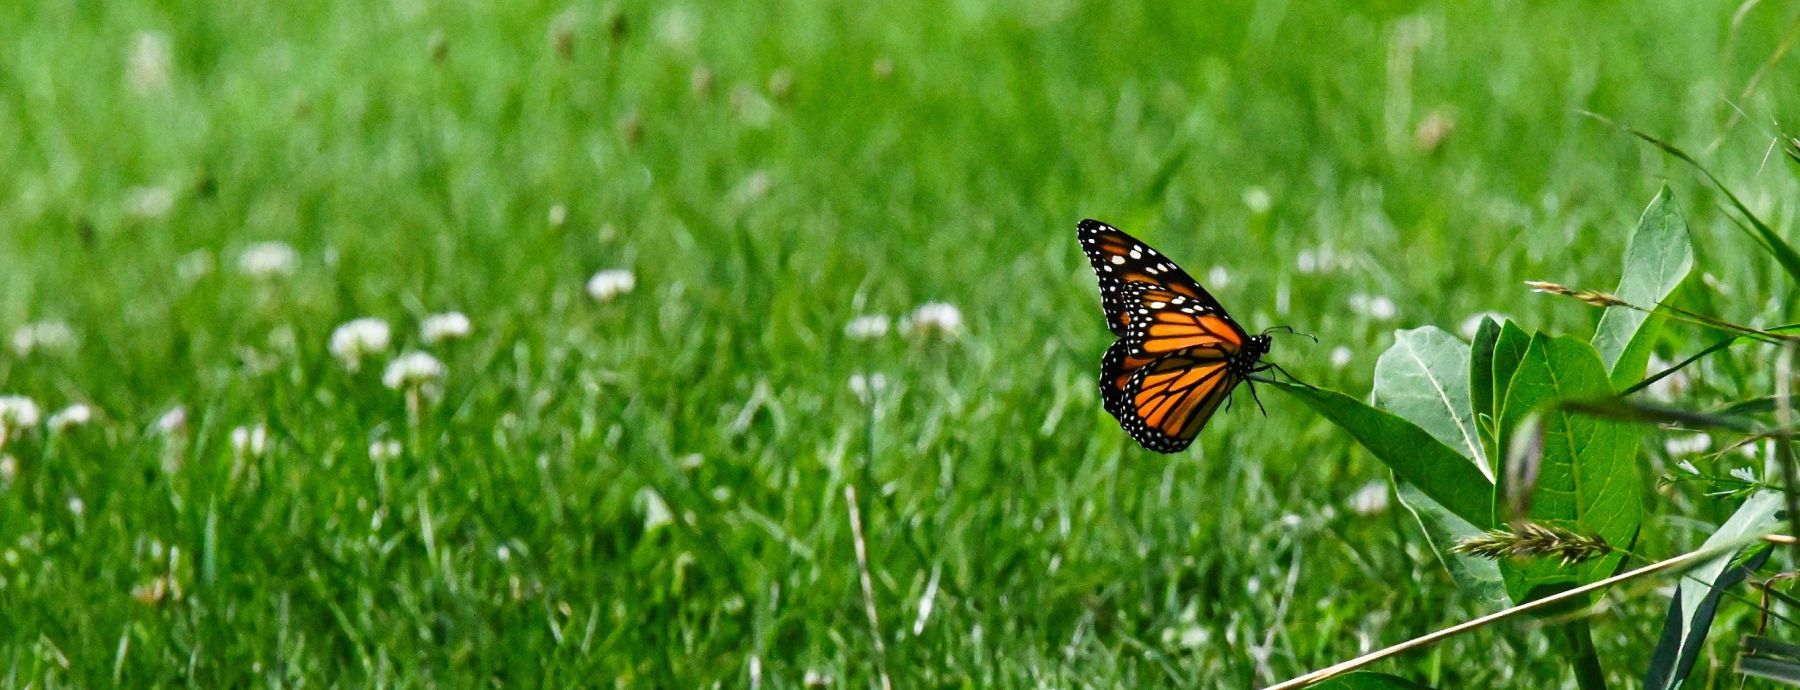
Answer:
[1401,340,1487,476]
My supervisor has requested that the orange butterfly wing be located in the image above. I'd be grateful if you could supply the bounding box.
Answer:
[1123,285,1245,357]
[1119,353,1240,453]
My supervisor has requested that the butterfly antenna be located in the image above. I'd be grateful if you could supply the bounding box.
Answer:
[1263,325,1318,343]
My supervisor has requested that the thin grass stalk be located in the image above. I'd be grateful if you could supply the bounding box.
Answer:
[1264,535,1793,690]
[1777,343,1800,568]
[844,483,893,690]
[1525,280,1796,344]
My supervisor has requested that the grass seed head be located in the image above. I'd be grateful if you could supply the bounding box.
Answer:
[1452,522,1612,566]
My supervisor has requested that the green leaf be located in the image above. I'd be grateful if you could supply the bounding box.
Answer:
[1375,327,1488,470]
[1373,327,1506,605]
[1645,491,1783,690]
[1471,316,1503,453]
[1271,380,1492,529]
[1309,671,1436,689]
[1594,186,1693,388]
[1490,320,1534,457]
[1739,634,1800,686]
[1496,334,1643,605]
[1394,478,1509,607]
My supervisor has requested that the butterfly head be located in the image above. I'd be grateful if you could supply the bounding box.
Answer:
[1229,334,1273,377]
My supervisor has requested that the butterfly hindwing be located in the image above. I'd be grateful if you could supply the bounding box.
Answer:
[1119,352,1240,453]
[1098,339,1156,423]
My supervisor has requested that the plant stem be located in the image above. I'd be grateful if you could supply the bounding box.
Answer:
[1560,619,1606,690]
[1776,344,1800,568]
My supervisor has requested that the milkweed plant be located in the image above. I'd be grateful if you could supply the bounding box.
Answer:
[1268,130,1800,689]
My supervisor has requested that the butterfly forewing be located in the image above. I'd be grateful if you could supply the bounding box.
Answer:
[1121,283,1245,358]
[1078,219,1226,338]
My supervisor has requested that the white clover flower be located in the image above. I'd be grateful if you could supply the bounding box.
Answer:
[369,438,403,461]
[1177,625,1209,649]
[1242,186,1272,214]
[0,396,42,429]
[10,321,77,357]
[176,251,215,282]
[1348,294,1397,321]
[844,315,889,340]
[849,372,888,404]
[1645,354,1688,401]
[230,424,269,457]
[496,544,512,562]
[67,496,85,517]
[654,6,699,53]
[1663,434,1712,457]
[48,404,94,431]
[1296,246,1340,274]
[383,351,446,390]
[127,31,172,94]
[154,406,188,434]
[125,186,175,219]
[547,204,568,228]
[730,171,772,206]
[585,269,637,302]
[1206,266,1231,289]
[1458,312,1509,340]
[1347,480,1390,516]
[329,318,392,371]
[637,487,675,532]
[238,241,298,278]
[420,312,472,344]
[1329,346,1354,369]
[901,302,963,339]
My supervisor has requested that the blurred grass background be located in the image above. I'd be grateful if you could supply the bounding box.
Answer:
[1,0,1798,686]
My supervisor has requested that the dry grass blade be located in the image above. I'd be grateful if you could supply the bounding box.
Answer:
[1264,535,1796,690]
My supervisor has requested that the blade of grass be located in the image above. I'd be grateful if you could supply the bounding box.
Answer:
[1584,113,1800,286]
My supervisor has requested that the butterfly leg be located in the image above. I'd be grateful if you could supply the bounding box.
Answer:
[1259,361,1316,389]
[1246,379,1268,416]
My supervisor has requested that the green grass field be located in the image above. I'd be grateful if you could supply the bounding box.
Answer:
[4,1,1800,686]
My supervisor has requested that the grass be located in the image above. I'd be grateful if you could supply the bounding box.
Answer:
[2,1,1800,686]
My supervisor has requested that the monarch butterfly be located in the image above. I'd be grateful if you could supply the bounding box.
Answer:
[1078,218,1274,452]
